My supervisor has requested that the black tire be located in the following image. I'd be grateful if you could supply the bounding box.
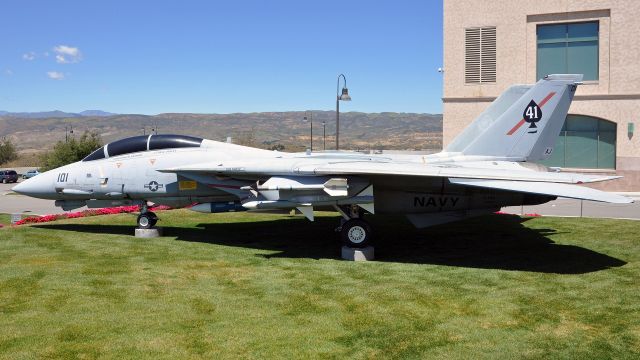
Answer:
[137,213,153,229]
[340,219,373,248]
[147,212,158,227]
[148,211,158,226]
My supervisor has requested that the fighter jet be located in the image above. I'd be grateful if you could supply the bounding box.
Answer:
[13,74,632,247]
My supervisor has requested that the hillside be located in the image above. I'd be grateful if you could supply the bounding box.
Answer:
[0,110,116,118]
[0,111,442,153]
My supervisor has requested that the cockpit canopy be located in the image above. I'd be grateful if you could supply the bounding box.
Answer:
[83,134,204,161]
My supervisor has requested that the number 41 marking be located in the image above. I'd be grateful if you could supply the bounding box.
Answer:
[525,106,539,120]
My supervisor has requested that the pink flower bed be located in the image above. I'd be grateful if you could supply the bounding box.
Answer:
[14,205,171,226]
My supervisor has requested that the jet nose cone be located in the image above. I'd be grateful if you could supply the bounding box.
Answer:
[12,181,28,194]
[12,175,55,199]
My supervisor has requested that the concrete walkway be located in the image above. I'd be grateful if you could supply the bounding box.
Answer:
[1,181,75,215]
[501,195,640,220]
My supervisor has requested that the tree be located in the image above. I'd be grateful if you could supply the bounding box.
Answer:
[0,137,18,165]
[40,131,102,171]
[234,129,258,147]
[268,143,285,151]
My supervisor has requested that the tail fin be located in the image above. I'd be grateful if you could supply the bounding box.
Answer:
[446,74,582,162]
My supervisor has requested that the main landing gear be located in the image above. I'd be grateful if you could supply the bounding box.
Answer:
[335,205,374,248]
[137,203,158,229]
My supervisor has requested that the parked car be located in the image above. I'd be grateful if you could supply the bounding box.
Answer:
[0,170,19,183]
[22,169,40,179]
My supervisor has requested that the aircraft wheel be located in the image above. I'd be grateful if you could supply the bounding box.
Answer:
[137,213,156,229]
[148,212,158,227]
[340,219,373,248]
[1,179,6,184]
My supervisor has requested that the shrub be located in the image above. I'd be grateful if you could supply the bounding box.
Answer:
[0,137,18,165]
[40,131,102,171]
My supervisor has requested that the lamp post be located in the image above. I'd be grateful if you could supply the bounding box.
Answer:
[304,111,313,151]
[65,125,74,143]
[322,121,326,151]
[336,73,351,150]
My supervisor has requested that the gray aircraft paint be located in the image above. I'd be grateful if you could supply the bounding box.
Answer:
[13,74,632,229]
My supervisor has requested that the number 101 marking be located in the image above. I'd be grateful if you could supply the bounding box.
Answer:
[57,173,69,182]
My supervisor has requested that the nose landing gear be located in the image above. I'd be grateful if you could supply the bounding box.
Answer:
[137,203,158,229]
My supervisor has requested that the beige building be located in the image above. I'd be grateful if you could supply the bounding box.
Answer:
[443,0,640,190]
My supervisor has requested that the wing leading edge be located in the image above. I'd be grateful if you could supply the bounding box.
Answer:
[160,160,619,184]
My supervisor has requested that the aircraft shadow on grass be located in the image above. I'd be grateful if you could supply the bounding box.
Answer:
[35,214,626,274]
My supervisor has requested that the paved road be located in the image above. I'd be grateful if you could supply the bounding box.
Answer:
[2,180,639,219]
[0,180,69,215]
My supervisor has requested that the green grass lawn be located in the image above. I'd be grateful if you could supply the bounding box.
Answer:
[0,214,10,226]
[0,210,639,359]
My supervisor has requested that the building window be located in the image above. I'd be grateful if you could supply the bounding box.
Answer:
[465,27,496,84]
[537,22,599,81]
[541,115,616,169]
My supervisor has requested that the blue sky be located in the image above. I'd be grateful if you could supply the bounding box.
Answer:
[1,0,443,115]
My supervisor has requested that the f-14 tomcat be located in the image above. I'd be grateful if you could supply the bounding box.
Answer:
[13,74,633,247]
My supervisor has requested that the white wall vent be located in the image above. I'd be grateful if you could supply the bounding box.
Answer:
[465,27,496,84]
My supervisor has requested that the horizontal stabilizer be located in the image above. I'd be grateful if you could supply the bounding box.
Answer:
[449,178,633,204]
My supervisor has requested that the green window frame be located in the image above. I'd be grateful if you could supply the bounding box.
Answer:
[537,22,599,81]
[541,115,616,169]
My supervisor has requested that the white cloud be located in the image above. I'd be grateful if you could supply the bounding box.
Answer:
[47,71,65,80]
[5,69,13,76]
[53,45,82,64]
[22,51,36,61]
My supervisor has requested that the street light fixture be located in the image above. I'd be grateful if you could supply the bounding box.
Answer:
[336,73,351,150]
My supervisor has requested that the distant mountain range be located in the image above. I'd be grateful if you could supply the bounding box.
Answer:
[0,110,116,118]
[0,110,442,152]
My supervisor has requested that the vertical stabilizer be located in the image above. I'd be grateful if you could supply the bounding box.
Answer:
[446,74,582,161]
